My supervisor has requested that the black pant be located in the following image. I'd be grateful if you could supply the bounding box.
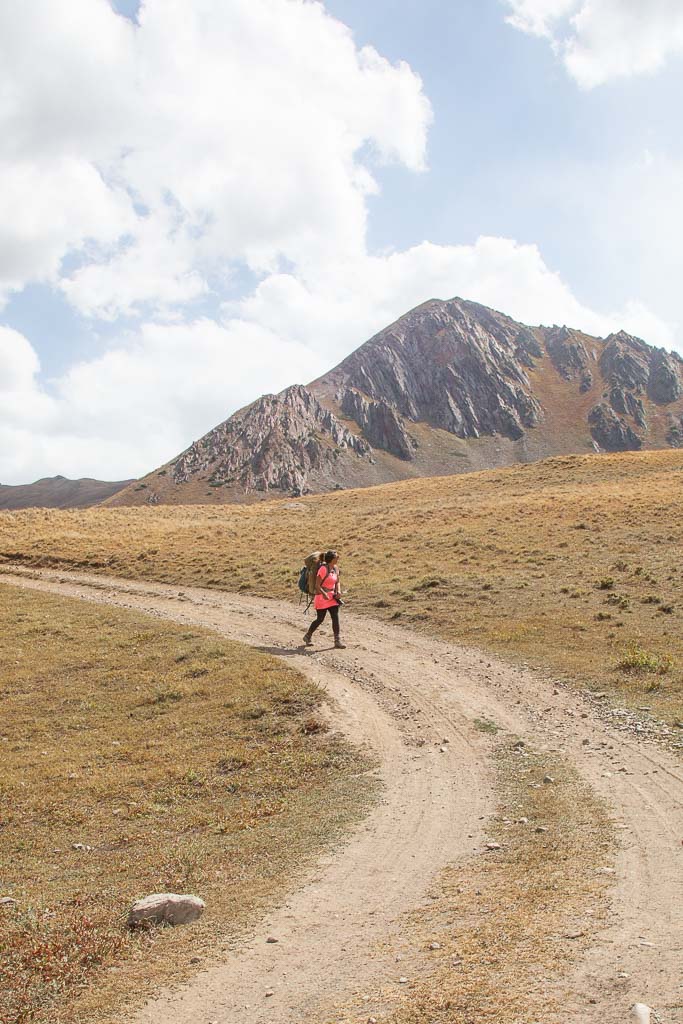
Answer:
[308,604,340,637]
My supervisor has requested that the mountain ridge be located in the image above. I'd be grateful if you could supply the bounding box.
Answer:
[107,296,683,507]
[0,476,133,511]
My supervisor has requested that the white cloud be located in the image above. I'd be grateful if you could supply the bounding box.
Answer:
[236,234,678,359]
[0,327,41,393]
[504,0,579,38]
[0,0,431,315]
[504,0,683,87]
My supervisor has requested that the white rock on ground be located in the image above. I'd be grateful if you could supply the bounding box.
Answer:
[128,893,206,927]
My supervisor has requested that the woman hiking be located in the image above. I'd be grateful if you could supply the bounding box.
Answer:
[303,549,346,649]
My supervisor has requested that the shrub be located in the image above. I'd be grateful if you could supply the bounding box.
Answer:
[606,594,630,610]
[616,644,673,675]
[597,577,615,590]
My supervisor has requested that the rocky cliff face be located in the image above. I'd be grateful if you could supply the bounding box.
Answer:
[170,385,370,497]
[108,297,683,507]
[588,403,643,452]
[544,326,593,392]
[330,299,543,443]
[339,388,417,461]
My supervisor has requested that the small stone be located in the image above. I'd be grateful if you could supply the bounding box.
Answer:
[189,956,201,964]
[0,896,17,906]
[128,893,205,927]
[428,941,441,950]
[265,989,274,997]
[535,826,549,834]
[399,976,408,984]
[564,929,584,939]
[439,746,447,753]
[517,817,529,824]
[266,936,279,943]
[542,775,555,784]
[71,843,92,852]
[485,842,502,851]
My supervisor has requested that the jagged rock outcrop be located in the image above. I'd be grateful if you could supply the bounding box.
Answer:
[588,403,643,452]
[609,387,647,428]
[330,299,543,442]
[649,349,682,404]
[171,385,370,496]
[599,332,682,407]
[600,332,651,392]
[340,388,417,460]
[666,414,683,448]
[545,326,593,392]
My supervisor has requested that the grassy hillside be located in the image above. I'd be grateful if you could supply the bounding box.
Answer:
[1,449,682,724]
[0,585,372,1024]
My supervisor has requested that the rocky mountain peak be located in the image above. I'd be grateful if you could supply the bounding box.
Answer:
[322,297,543,446]
[108,296,683,507]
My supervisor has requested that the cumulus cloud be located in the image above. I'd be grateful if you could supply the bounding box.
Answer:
[236,235,678,361]
[504,0,683,87]
[0,0,432,315]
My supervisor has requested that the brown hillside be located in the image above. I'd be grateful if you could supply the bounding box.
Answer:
[0,475,132,510]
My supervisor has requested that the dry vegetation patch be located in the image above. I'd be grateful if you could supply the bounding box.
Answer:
[386,742,613,1024]
[0,584,375,1024]
[1,449,682,724]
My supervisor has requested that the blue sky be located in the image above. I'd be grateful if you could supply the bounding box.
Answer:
[1,0,682,483]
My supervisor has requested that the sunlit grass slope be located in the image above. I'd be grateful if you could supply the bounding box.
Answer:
[1,449,682,723]
[0,585,373,1024]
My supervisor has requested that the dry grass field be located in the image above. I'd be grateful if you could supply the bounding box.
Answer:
[1,449,682,725]
[0,585,374,1024]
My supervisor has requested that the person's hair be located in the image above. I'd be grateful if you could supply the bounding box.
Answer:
[324,549,337,564]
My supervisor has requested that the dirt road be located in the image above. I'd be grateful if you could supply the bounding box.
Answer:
[3,567,681,1023]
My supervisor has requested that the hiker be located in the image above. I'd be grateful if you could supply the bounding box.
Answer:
[303,549,346,649]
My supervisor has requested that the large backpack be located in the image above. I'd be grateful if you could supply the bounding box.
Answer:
[298,551,324,596]
[298,551,334,611]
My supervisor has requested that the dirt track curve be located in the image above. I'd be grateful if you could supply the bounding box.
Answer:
[2,567,682,1024]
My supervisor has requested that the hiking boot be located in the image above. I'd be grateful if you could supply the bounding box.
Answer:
[303,631,313,647]
[334,637,346,649]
